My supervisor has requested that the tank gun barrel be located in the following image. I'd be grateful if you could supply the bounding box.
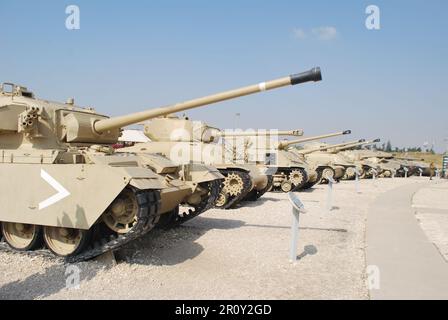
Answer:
[217,129,304,137]
[94,67,322,133]
[298,139,365,155]
[277,130,351,149]
[333,139,380,152]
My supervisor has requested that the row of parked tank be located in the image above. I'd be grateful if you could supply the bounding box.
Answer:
[0,67,432,262]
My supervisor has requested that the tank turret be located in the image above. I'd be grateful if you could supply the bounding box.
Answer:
[96,67,322,133]
[0,67,322,150]
[297,139,366,155]
[217,129,350,150]
[277,130,351,150]
[329,138,380,152]
[141,68,321,142]
[217,129,304,137]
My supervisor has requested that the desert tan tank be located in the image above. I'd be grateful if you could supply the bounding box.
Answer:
[218,129,309,193]
[0,68,321,259]
[114,67,321,209]
[221,130,351,192]
[343,148,411,178]
[332,139,386,179]
[294,140,363,182]
[393,156,431,176]
[114,129,225,228]
[122,123,299,206]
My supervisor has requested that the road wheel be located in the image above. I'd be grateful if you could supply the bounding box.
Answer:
[214,191,229,208]
[43,226,90,257]
[383,170,392,178]
[281,181,293,193]
[103,188,139,234]
[321,168,335,182]
[1,223,42,251]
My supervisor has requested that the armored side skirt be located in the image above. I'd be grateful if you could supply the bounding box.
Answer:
[0,164,165,229]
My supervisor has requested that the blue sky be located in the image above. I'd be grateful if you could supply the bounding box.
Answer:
[1,0,447,151]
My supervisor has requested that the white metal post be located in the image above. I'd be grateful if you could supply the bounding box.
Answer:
[355,168,360,193]
[326,177,335,212]
[288,193,307,263]
[372,169,377,181]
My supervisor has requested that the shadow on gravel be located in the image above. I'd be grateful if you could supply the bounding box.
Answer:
[239,197,283,208]
[244,224,347,233]
[0,261,102,300]
[297,245,318,261]
[296,188,320,193]
[116,217,246,266]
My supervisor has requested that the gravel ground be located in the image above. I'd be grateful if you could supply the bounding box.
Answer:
[0,177,430,300]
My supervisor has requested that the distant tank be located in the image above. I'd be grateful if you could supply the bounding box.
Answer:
[222,130,351,191]
[393,156,431,176]
[331,139,383,179]
[0,68,321,259]
[218,129,309,193]
[294,140,362,182]
[336,141,422,178]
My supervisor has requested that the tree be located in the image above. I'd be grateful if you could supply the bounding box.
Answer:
[385,140,392,152]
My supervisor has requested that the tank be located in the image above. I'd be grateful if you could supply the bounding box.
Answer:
[333,139,388,179]
[115,67,322,209]
[364,151,413,178]
[0,67,321,259]
[393,156,431,176]
[221,130,351,192]
[122,125,302,205]
[114,128,225,228]
[294,139,363,182]
[122,120,273,207]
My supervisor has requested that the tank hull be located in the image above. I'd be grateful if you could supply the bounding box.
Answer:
[0,160,168,229]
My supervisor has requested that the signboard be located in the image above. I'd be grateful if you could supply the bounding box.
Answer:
[288,192,307,213]
[443,155,448,176]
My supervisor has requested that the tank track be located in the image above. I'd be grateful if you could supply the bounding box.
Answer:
[244,175,274,201]
[257,175,274,199]
[157,180,222,229]
[219,170,252,209]
[319,167,337,184]
[0,241,64,263]
[292,168,309,191]
[301,168,323,190]
[0,189,161,264]
[272,168,308,192]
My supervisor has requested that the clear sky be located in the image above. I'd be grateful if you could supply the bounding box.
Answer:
[1,0,447,151]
